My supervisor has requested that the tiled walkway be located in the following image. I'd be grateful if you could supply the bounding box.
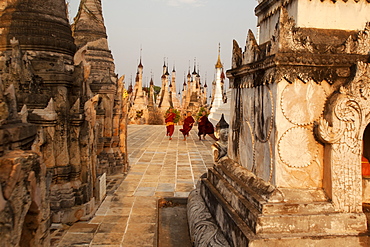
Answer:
[55,125,215,246]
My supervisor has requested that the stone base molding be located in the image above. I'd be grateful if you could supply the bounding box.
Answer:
[188,158,370,246]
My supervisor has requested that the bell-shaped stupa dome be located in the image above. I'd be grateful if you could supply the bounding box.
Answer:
[0,0,75,55]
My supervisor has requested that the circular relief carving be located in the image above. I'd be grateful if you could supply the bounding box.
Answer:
[281,80,326,126]
[254,86,274,142]
[278,127,319,168]
[254,140,273,182]
[239,121,254,171]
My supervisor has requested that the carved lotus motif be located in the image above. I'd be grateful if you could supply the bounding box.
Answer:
[278,127,319,168]
[281,80,327,126]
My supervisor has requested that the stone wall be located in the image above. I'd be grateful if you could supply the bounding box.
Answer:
[0,2,128,245]
[0,151,50,247]
[188,2,370,246]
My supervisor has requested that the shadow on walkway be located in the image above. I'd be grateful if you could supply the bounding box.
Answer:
[53,125,215,246]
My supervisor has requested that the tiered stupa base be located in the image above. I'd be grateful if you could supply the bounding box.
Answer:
[188,158,370,246]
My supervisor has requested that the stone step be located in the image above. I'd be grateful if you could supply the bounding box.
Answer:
[248,233,370,247]
[210,164,336,216]
[207,165,367,236]
[257,211,367,235]
[200,174,369,246]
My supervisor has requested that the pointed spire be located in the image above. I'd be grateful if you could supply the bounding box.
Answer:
[165,63,169,76]
[138,46,143,68]
[215,43,223,69]
[192,58,197,75]
[204,73,208,88]
[72,0,107,48]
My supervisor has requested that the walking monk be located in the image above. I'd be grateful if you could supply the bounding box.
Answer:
[198,110,218,141]
[165,108,176,140]
[180,111,195,141]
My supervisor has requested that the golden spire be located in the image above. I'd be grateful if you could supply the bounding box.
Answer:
[215,43,223,69]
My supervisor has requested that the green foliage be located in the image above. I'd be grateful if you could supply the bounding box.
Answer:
[196,107,208,120]
[165,108,181,123]
[154,86,161,95]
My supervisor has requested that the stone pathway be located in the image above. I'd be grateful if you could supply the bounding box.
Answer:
[54,125,215,246]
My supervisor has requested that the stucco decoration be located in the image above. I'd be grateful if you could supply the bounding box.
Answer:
[279,127,319,168]
[316,61,370,213]
[187,188,230,247]
[271,8,314,54]
[232,39,242,69]
[242,30,260,66]
[239,121,254,171]
[342,22,370,55]
[281,80,327,126]
[254,140,273,182]
[254,85,274,142]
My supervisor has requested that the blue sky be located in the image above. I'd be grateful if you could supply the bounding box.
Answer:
[67,0,258,90]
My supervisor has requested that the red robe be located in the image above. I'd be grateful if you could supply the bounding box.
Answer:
[165,112,176,136]
[180,116,195,136]
[198,115,214,136]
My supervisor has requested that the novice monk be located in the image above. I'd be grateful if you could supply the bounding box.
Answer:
[180,112,195,141]
[165,108,176,140]
[198,110,218,141]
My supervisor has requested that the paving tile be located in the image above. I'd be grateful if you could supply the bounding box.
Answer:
[59,233,94,246]
[67,223,99,233]
[139,182,158,188]
[131,207,157,216]
[158,176,176,183]
[157,183,175,192]
[97,223,127,233]
[154,192,174,197]
[175,191,191,197]
[89,216,105,224]
[126,223,156,233]
[177,174,194,180]
[129,213,157,224]
[176,183,195,191]
[102,216,129,224]
[106,207,132,216]
[134,190,155,196]
[59,125,213,247]
[91,245,122,247]
[121,233,156,246]
[91,233,124,245]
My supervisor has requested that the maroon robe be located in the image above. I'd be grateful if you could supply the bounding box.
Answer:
[165,112,176,136]
[198,115,214,136]
[180,116,195,136]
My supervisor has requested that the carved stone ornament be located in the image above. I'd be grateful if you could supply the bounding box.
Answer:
[271,8,315,54]
[342,22,370,55]
[279,126,319,168]
[281,79,327,126]
[187,188,230,247]
[242,30,260,66]
[232,39,242,69]
[316,61,370,213]
[254,85,274,143]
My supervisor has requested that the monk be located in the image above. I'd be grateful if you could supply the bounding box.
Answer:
[165,108,176,140]
[180,112,195,141]
[198,110,218,141]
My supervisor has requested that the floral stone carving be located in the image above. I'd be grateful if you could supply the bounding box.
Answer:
[316,61,370,212]
[279,127,319,168]
[281,80,327,126]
